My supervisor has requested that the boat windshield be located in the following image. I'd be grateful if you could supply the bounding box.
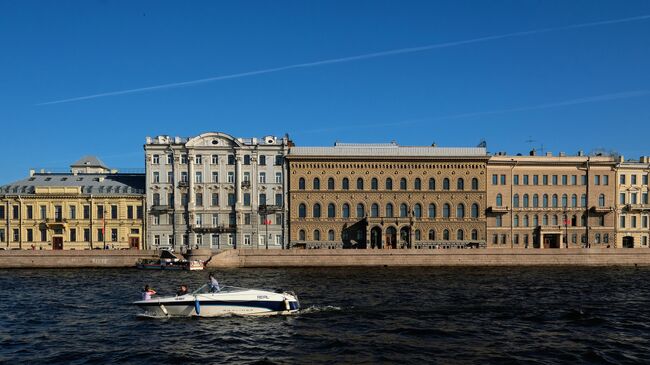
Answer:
[191,284,249,295]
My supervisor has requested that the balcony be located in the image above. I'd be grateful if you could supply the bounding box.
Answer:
[150,204,170,212]
[591,206,613,214]
[488,206,509,214]
[178,181,189,188]
[191,224,236,233]
[258,204,282,213]
[241,181,251,188]
[626,203,650,212]
[45,217,68,228]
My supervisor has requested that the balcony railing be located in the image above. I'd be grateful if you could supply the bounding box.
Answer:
[488,206,509,214]
[241,181,251,188]
[259,204,282,213]
[191,224,237,233]
[178,181,189,188]
[626,203,650,211]
[591,206,613,213]
[150,204,170,212]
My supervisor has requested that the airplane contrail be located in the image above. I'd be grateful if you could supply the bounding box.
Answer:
[296,90,650,134]
[38,14,650,106]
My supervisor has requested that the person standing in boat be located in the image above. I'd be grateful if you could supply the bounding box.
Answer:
[209,273,220,292]
[142,285,156,300]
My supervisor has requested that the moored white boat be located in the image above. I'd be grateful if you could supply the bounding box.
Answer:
[133,284,300,317]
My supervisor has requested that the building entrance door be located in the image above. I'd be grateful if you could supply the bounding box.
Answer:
[385,227,397,249]
[543,234,560,249]
[53,236,63,250]
[622,236,634,248]
[129,237,140,249]
[370,227,382,249]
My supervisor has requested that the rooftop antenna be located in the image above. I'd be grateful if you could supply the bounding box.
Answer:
[525,136,545,155]
[477,139,487,148]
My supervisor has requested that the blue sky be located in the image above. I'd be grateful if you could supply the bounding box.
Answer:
[1,1,649,182]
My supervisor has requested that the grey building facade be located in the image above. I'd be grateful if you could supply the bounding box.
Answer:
[144,132,290,250]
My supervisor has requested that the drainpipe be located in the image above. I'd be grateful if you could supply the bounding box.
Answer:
[586,157,590,248]
[142,194,147,250]
[89,195,94,249]
[510,160,516,248]
[18,195,23,249]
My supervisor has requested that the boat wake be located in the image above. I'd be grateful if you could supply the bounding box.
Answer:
[298,305,343,314]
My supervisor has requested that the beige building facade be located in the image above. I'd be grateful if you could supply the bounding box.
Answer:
[487,152,617,249]
[287,143,489,249]
[616,156,650,248]
[0,157,145,250]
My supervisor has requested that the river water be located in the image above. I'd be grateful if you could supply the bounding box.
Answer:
[1,266,650,364]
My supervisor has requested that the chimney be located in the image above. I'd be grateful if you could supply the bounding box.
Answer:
[529,149,537,156]
[577,150,584,156]
[545,152,552,157]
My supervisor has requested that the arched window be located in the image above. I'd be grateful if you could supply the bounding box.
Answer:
[371,203,379,217]
[357,178,364,190]
[543,214,548,226]
[327,203,335,218]
[581,194,587,207]
[429,178,436,190]
[457,178,465,191]
[552,194,558,208]
[443,203,451,218]
[298,203,306,218]
[513,194,520,208]
[523,215,529,227]
[428,204,436,218]
[371,178,378,190]
[443,178,450,190]
[328,230,335,241]
[533,194,539,208]
[457,204,465,218]
[313,178,320,190]
[313,203,321,218]
[428,229,436,240]
[471,203,479,218]
[562,194,568,207]
[414,178,421,190]
[571,194,577,207]
[415,230,421,240]
[386,178,393,190]
[471,178,479,190]
[552,214,558,225]
[471,229,478,240]
[400,178,407,190]
[543,194,549,207]
[356,203,365,218]
[299,230,305,240]
[496,194,503,207]
[443,229,450,240]
[400,203,408,217]
[342,178,349,190]
[342,203,350,218]
[523,194,529,207]
[327,178,334,190]
[533,215,539,227]
[599,194,605,207]
[298,178,305,190]
[414,204,422,218]
[457,230,464,240]
[313,230,320,241]
[514,214,519,227]
[386,203,394,217]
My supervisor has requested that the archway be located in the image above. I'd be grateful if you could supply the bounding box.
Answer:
[370,226,382,249]
[622,236,634,248]
[385,227,397,249]
[400,226,411,249]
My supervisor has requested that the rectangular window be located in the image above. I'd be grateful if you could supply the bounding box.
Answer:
[244,235,251,245]
[83,205,90,219]
[604,175,609,185]
[533,175,539,185]
[259,172,266,184]
[259,193,267,206]
[97,205,104,219]
[0,206,4,220]
[152,154,160,164]
[111,205,118,219]
[243,193,251,206]
[39,205,47,219]
[632,175,637,185]
[643,174,648,185]
[40,229,46,242]
[642,215,648,228]
[212,214,219,226]
[275,193,283,206]
[259,155,266,165]
[181,193,188,205]
[594,175,600,185]
[543,175,548,185]
[167,154,173,164]
[212,172,219,183]
[181,172,188,182]
[84,228,90,242]
[620,193,626,204]
[153,215,160,225]
[97,229,104,242]
[632,216,637,228]
[275,172,282,184]
[228,193,236,206]
[211,193,219,206]
[69,206,76,220]
[552,175,558,185]
[492,174,498,185]
[276,213,282,225]
[500,175,506,185]
[167,171,173,183]
[26,229,33,242]
[196,193,203,206]
[195,172,203,183]
[181,154,188,164]
[111,229,118,242]
[243,155,251,165]
[168,193,174,206]
[571,175,576,185]
[620,174,626,185]
[631,193,638,204]
[562,175,567,185]
[227,172,235,183]
[620,215,626,228]
[26,205,33,219]
[127,206,134,219]
[643,193,648,204]
[211,155,218,164]
[153,171,160,183]
[513,175,519,185]
[275,155,283,166]
[211,234,219,247]
[195,155,202,164]
[137,206,143,219]
[228,155,235,165]
[523,175,529,185]
[244,214,251,225]
[581,175,586,185]
[70,228,76,242]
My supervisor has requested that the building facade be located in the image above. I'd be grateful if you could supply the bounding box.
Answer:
[0,157,145,250]
[616,156,650,248]
[144,132,290,250]
[486,151,617,249]
[287,143,489,249]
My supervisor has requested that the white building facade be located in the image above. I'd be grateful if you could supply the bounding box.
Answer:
[145,132,290,250]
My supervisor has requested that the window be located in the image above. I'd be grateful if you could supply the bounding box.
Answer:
[313,178,320,190]
[523,175,529,185]
[458,178,465,190]
[327,178,335,190]
[414,204,422,218]
[533,175,539,185]
[343,178,350,190]
[495,215,502,227]
[513,194,519,208]
[211,172,219,183]
[259,155,266,165]
[243,155,250,165]
[400,203,408,218]
[313,204,321,218]
[471,204,479,218]
[428,204,436,218]
[620,193,625,204]
[541,194,548,208]
[443,178,450,190]
[259,172,266,184]
[97,205,104,219]
[370,178,377,190]
[500,175,506,185]
[443,229,450,240]
[562,194,568,207]
[551,194,558,208]
[429,178,436,190]
[571,194,577,208]
[357,178,364,190]
[68,206,76,220]
[152,154,160,164]
[428,230,436,240]
[533,215,539,227]
[594,175,600,185]
[457,230,464,240]
[328,230,335,241]
[298,230,306,241]
[209,154,218,165]
[259,193,266,205]
[523,215,529,227]
[243,172,250,182]
[443,204,450,218]
[371,204,379,218]
[543,175,548,185]
[313,230,320,241]
[523,194,529,208]
[342,204,350,218]
[327,203,336,218]
[386,178,393,190]
[632,175,638,185]
[153,171,160,183]
[414,178,421,190]
[181,171,188,182]
[471,178,479,190]
[643,174,648,185]
[533,194,539,207]
[415,230,421,241]
[543,215,548,226]
[275,172,282,184]
[0,206,4,220]
[514,175,519,185]
[194,155,202,165]
[275,193,283,206]
[552,215,558,225]
[496,194,503,207]
[620,216,626,228]
[457,204,465,218]
[399,178,407,190]
[228,193,236,206]
[581,194,587,207]
[227,155,235,165]
[111,205,118,219]
[298,204,306,218]
[356,204,365,218]
[386,203,394,218]
[299,178,305,190]
[243,193,251,206]
[562,175,568,185]
[492,174,498,185]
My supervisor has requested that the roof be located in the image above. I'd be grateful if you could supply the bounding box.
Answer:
[289,144,487,158]
[0,173,145,195]
[70,155,109,169]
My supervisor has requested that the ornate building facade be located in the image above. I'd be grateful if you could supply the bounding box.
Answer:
[616,156,650,248]
[287,143,489,249]
[144,132,290,250]
[0,157,145,250]
[486,151,617,248]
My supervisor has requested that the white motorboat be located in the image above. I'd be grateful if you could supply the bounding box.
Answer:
[133,284,300,317]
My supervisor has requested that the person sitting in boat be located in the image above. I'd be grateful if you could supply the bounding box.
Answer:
[209,273,220,292]
[176,284,188,296]
[142,285,156,300]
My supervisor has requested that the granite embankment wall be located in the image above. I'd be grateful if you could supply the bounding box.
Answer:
[0,250,159,268]
[207,248,650,268]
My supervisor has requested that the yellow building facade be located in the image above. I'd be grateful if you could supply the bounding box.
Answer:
[616,156,650,248]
